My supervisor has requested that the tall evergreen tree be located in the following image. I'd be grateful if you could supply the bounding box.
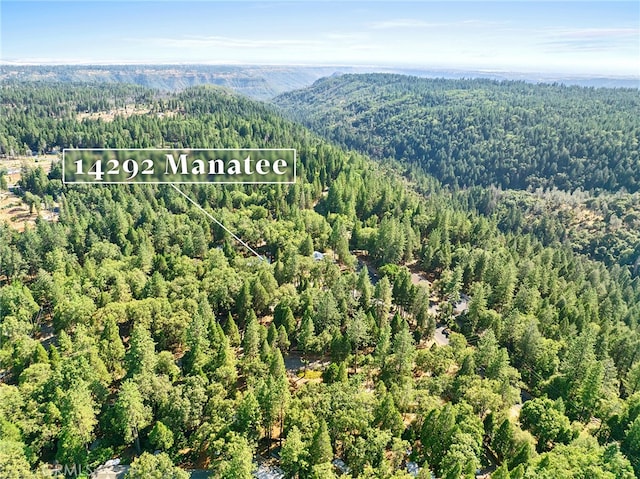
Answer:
[310,419,333,466]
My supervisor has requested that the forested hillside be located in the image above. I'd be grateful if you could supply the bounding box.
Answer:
[275,74,640,192]
[0,82,639,479]
[459,187,640,274]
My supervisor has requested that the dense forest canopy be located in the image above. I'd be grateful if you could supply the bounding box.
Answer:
[459,187,640,276]
[275,74,640,193]
[0,81,639,478]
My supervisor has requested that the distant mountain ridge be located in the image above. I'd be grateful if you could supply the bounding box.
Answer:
[1,64,637,102]
[0,65,352,100]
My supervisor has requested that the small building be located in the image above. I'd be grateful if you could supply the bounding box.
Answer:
[189,471,213,479]
[313,251,325,261]
[407,461,420,477]
[255,462,284,479]
[332,458,350,474]
[90,463,129,479]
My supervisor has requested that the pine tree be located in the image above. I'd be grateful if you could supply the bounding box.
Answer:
[270,349,290,446]
[391,311,403,337]
[392,320,415,378]
[236,281,252,324]
[56,381,96,466]
[337,361,348,383]
[235,389,262,443]
[509,464,525,479]
[492,463,511,479]
[298,311,316,355]
[374,392,405,437]
[468,282,489,333]
[277,325,290,351]
[509,442,533,470]
[375,319,391,366]
[216,434,255,479]
[310,419,333,465]
[224,313,241,347]
[251,278,270,315]
[281,425,308,478]
[127,452,189,479]
[267,322,278,347]
[392,267,415,313]
[33,342,49,364]
[577,361,604,421]
[624,362,640,396]
[113,379,152,453]
[300,234,314,256]
[492,419,515,462]
[374,276,392,322]
[100,317,125,377]
[243,311,261,359]
[282,306,297,335]
[183,312,211,376]
[346,310,369,373]
[126,324,156,377]
[357,265,373,308]
[149,421,174,451]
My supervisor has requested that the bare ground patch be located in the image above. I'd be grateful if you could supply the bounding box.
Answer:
[0,192,38,232]
[0,156,59,231]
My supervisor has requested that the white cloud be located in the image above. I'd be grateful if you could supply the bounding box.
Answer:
[368,18,507,30]
[540,27,639,53]
[138,35,322,50]
[325,32,369,41]
[548,27,639,39]
[369,19,444,30]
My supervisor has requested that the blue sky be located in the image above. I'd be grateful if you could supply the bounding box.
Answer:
[1,1,638,76]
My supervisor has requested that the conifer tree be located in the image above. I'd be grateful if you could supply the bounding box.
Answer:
[310,419,333,466]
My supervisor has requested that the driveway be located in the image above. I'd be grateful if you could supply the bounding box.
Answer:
[433,325,450,346]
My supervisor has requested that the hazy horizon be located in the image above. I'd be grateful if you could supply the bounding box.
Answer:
[1,1,638,77]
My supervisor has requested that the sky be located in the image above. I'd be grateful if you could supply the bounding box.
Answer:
[1,1,638,76]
